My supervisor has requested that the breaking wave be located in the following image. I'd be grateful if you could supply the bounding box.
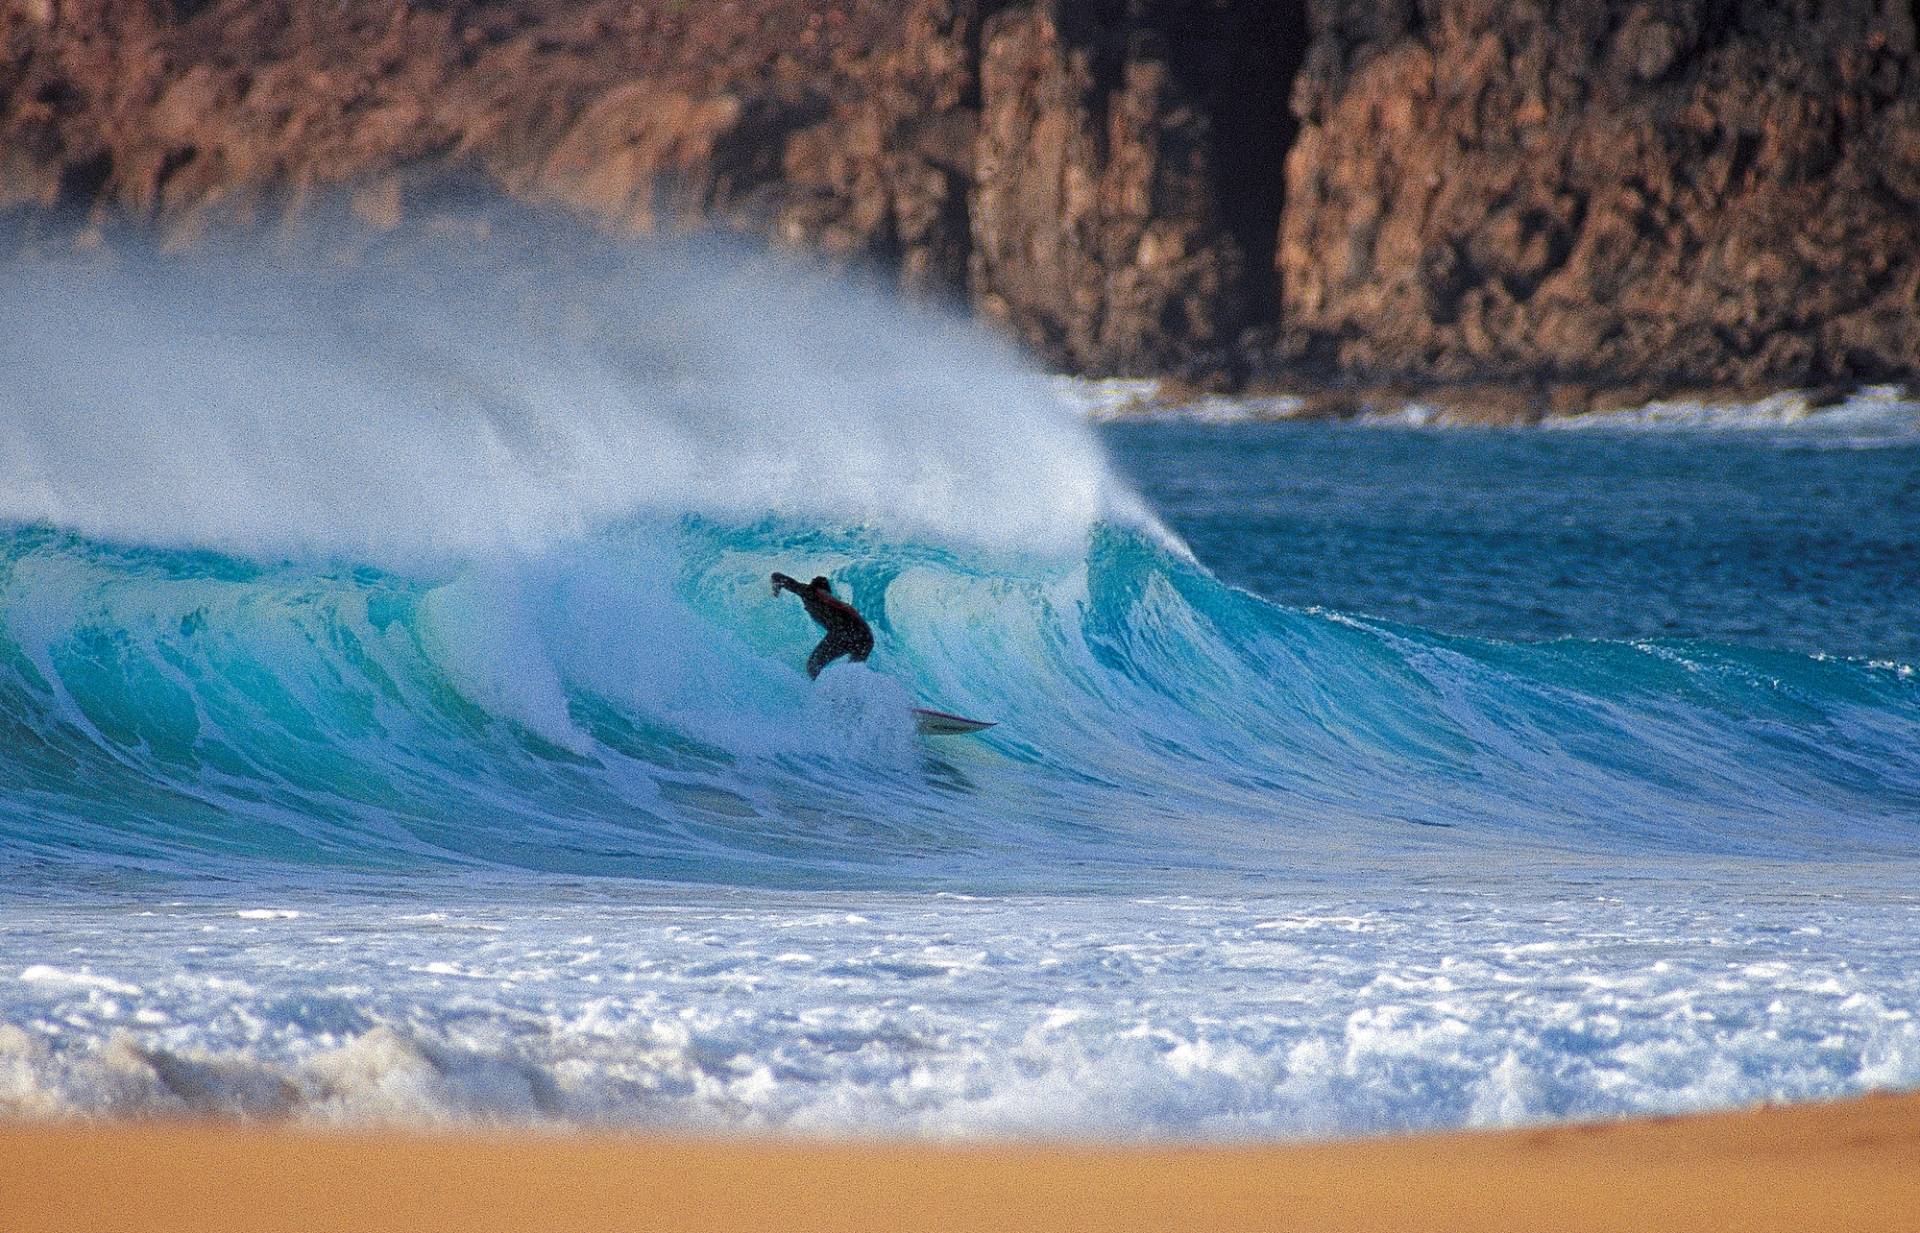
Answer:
[2,222,1919,895]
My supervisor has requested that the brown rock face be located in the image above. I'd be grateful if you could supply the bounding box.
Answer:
[1277,0,1920,389]
[0,0,1294,377]
[2,0,1916,391]
[969,0,1302,377]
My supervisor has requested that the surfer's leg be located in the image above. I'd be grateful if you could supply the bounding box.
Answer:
[807,628,870,678]
[808,630,870,677]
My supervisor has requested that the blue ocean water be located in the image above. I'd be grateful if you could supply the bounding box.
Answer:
[1,230,1916,1137]
[1103,421,1920,661]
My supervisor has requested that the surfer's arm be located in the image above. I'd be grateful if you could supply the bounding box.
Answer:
[770,572,801,595]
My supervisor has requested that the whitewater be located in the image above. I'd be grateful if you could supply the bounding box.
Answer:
[2,218,1918,1137]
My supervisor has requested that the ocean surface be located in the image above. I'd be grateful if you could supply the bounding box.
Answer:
[2,228,1917,1137]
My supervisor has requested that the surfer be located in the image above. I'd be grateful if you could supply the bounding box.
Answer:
[771,572,874,678]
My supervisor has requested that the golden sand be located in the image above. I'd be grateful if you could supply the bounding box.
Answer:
[3,1092,1916,1232]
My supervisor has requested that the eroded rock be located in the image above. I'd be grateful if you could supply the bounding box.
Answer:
[2,0,1915,392]
[1274,0,1920,390]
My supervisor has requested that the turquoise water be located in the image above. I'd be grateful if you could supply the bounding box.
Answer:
[1,232,1916,1135]
[5,509,1915,890]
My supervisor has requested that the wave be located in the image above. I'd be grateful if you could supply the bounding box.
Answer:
[3,513,1917,889]
[3,222,1919,890]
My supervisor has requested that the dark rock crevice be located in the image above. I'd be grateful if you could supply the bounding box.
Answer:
[56,150,114,206]
[1149,0,1307,322]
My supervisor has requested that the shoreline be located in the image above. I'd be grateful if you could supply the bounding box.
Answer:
[1059,376,1920,429]
[4,1091,1917,1232]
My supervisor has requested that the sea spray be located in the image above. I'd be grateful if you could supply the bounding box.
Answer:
[0,220,1137,563]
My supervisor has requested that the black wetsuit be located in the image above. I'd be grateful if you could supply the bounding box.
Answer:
[772,573,875,678]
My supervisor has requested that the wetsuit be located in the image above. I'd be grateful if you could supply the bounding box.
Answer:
[772,573,875,678]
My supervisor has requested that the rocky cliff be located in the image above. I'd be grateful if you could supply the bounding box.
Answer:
[1279,0,1920,396]
[4,0,1917,396]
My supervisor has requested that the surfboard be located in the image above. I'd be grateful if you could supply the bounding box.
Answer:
[912,707,997,736]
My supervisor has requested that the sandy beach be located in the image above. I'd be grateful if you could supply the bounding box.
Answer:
[2,1092,1915,1233]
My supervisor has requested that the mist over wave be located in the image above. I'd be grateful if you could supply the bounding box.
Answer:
[0,220,1135,563]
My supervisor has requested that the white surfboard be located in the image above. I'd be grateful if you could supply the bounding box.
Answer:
[912,707,997,736]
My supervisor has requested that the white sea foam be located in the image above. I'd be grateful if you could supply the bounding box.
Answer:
[3,885,1915,1138]
[1052,376,1920,442]
[1536,384,1920,440]
[1051,377,1306,424]
[17,965,142,996]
